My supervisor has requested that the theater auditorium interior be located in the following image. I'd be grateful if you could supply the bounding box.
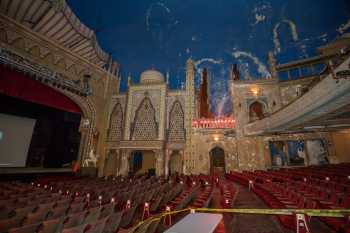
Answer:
[0,0,350,233]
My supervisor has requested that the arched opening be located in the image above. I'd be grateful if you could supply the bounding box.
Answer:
[132,97,158,140]
[169,150,182,175]
[168,101,185,141]
[249,101,266,121]
[209,147,225,175]
[129,151,156,176]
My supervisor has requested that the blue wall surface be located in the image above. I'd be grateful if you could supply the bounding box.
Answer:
[68,0,350,116]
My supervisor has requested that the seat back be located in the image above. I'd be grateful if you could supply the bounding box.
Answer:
[102,211,122,233]
[84,208,100,224]
[87,217,108,233]
[38,217,64,233]
[99,204,114,219]
[150,195,163,213]
[0,216,23,233]
[64,212,86,228]
[68,203,86,214]
[23,209,50,225]
[146,218,160,233]
[47,206,69,220]
[120,206,137,228]
[14,206,37,218]
[62,224,88,233]
[8,223,41,233]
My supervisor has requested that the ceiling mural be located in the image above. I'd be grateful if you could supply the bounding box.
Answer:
[68,0,350,116]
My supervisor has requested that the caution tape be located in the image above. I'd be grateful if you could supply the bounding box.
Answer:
[195,208,350,218]
[128,208,350,232]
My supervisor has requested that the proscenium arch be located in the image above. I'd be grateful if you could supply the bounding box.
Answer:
[58,89,97,166]
[1,27,98,167]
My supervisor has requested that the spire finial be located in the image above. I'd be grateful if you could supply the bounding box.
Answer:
[166,71,170,84]
[127,73,132,86]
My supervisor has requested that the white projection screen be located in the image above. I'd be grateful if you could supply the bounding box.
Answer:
[0,113,36,167]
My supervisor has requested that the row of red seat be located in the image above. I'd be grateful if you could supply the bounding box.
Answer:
[226,163,350,232]
[0,174,218,233]
[0,176,165,233]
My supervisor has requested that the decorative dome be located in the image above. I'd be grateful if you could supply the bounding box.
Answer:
[140,70,165,84]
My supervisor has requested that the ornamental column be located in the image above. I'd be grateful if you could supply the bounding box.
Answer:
[119,149,130,176]
[164,149,171,178]
[155,150,165,176]
[184,58,195,175]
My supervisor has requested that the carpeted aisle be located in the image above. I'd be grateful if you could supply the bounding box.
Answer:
[230,184,287,233]
[211,180,234,233]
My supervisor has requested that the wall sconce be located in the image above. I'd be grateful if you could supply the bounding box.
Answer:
[251,87,259,96]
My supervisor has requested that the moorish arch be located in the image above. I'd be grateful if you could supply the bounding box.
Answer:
[249,100,267,121]
[169,150,183,175]
[168,100,185,141]
[131,97,158,140]
[107,103,123,142]
[59,90,97,165]
[209,146,226,175]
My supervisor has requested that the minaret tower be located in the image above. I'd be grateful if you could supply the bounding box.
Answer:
[184,58,195,174]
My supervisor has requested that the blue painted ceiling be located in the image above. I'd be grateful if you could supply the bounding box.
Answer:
[68,0,350,116]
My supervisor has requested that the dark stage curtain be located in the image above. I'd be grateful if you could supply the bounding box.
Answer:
[0,65,81,113]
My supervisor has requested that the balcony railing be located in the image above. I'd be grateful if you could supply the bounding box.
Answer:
[0,48,92,97]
